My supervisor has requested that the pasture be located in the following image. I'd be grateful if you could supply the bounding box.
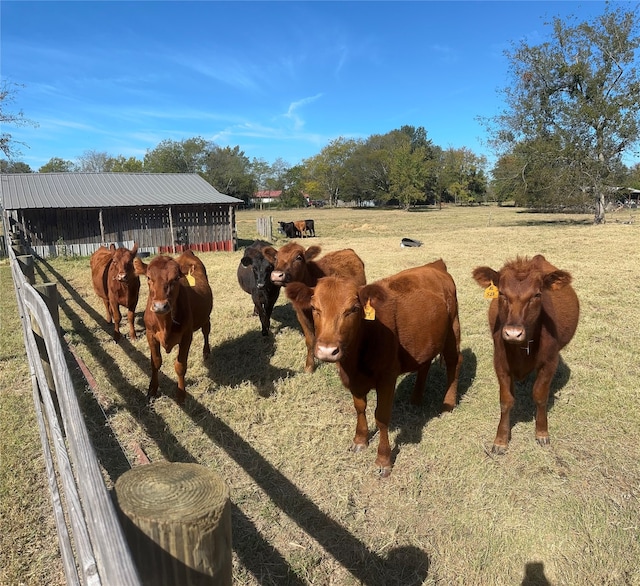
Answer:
[2,205,640,585]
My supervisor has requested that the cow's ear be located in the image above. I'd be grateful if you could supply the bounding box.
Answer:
[472,266,499,289]
[285,282,314,309]
[133,257,147,276]
[263,247,277,263]
[131,242,139,255]
[240,255,253,267]
[304,246,322,261]
[543,269,572,291]
[359,283,387,309]
[110,243,116,252]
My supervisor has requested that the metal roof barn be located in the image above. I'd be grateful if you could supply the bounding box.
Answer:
[1,173,243,257]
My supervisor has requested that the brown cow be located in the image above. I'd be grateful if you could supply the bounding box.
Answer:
[472,255,579,453]
[90,243,140,341]
[286,260,462,477]
[293,220,307,238]
[134,250,213,404]
[263,242,366,372]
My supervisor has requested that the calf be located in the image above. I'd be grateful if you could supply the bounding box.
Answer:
[278,221,300,238]
[472,255,579,453]
[90,243,140,341]
[293,220,307,238]
[286,260,462,477]
[134,250,213,404]
[304,219,315,237]
[263,242,366,372]
[237,240,281,336]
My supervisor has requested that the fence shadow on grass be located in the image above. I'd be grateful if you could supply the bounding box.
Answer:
[36,257,432,585]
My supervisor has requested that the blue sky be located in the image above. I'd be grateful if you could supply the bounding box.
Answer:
[1,1,624,171]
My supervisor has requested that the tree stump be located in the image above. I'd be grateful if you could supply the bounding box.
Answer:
[115,462,232,586]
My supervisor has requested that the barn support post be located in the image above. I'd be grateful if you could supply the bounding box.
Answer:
[115,462,232,586]
[168,206,175,254]
[99,209,105,243]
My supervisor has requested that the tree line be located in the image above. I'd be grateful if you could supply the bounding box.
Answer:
[2,5,639,221]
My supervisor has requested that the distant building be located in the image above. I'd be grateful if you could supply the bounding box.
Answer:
[251,190,282,208]
[1,172,243,257]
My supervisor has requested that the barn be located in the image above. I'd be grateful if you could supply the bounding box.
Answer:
[0,172,243,257]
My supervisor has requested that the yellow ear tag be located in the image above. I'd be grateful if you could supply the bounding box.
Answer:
[484,281,499,299]
[186,267,196,287]
[364,299,376,321]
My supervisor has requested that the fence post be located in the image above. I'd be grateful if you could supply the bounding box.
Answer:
[256,216,272,241]
[31,283,60,399]
[115,462,232,586]
[16,254,35,284]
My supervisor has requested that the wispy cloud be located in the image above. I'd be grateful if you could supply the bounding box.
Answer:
[283,94,323,130]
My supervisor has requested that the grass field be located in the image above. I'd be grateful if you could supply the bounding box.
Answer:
[2,205,639,585]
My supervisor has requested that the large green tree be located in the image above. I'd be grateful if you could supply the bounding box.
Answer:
[203,145,256,203]
[484,5,640,223]
[143,137,210,173]
[39,157,77,173]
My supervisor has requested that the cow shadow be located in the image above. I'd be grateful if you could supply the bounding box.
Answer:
[389,348,477,459]
[507,355,571,428]
[204,330,295,398]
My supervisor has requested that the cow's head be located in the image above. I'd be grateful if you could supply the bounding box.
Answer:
[472,255,572,344]
[110,243,139,282]
[286,276,366,362]
[264,243,321,286]
[135,255,184,315]
[241,248,274,289]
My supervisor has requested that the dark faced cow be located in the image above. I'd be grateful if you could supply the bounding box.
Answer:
[263,242,366,372]
[285,259,462,476]
[237,240,281,336]
[134,250,213,404]
[278,221,300,239]
[472,255,579,453]
[90,243,140,341]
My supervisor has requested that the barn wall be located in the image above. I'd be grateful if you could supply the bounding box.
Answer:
[10,204,238,257]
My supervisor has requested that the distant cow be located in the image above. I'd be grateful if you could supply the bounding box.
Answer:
[304,219,315,237]
[90,243,140,342]
[278,221,300,239]
[134,250,213,404]
[286,259,463,477]
[263,242,366,372]
[472,255,579,453]
[237,240,281,336]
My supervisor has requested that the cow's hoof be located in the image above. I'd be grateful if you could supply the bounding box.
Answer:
[536,436,550,447]
[377,466,392,479]
[350,442,368,453]
[491,444,507,455]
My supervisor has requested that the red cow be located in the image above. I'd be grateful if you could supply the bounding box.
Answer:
[134,250,213,404]
[263,242,366,372]
[90,243,140,341]
[286,260,462,477]
[472,255,579,453]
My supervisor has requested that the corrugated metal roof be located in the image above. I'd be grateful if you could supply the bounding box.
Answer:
[0,173,243,210]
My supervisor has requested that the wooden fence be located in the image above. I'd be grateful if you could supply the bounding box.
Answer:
[4,216,231,584]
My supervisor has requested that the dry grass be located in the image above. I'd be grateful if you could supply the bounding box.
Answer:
[3,205,640,585]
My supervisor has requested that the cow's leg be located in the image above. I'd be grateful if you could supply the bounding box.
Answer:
[102,298,112,323]
[174,334,193,404]
[295,307,316,372]
[410,362,432,406]
[254,293,269,336]
[147,336,162,400]
[374,382,395,477]
[126,307,137,340]
[350,391,369,452]
[110,299,122,342]
[201,320,211,359]
[532,356,558,446]
[493,368,515,454]
[441,320,462,411]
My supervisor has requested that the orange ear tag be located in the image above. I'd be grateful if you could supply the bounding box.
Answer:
[484,281,499,299]
[364,299,376,321]
[186,267,196,287]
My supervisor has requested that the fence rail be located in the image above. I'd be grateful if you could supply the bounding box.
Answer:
[4,213,142,586]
